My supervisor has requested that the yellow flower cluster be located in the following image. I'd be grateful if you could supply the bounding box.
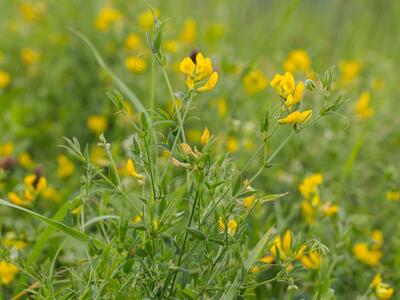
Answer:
[218,217,238,235]
[242,70,268,94]
[179,18,197,44]
[137,9,159,32]
[57,154,75,178]
[355,91,374,120]
[0,261,18,285]
[95,5,122,32]
[371,274,394,300]
[339,60,362,86]
[126,159,145,185]
[0,70,11,88]
[270,72,312,125]
[21,48,41,66]
[3,232,27,251]
[87,115,108,135]
[179,52,218,93]
[260,230,322,270]
[386,190,400,201]
[283,49,311,74]
[125,56,147,73]
[8,173,47,206]
[353,230,383,266]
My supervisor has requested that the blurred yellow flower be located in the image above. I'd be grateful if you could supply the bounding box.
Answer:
[164,39,179,53]
[322,203,339,216]
[0,142,14,156]
[339,60,362,85]
[24,174,47,193]
[353,242,382,266]
[227,137,239,153]
[124,33,142,51]
[243,195,256,208]
[125,56,147,73]
[200,127,210,145]
[218,217,237,235]
[57,154,75,178]
[127,158,145,185]
[0,261,18,285]
[218,98,227,118]
[355,91,374,120]
[90,146,109,166]
[299,173,323,199]
[284,49,311,74]
[87,115,108,135]
[243,70,268,94]
[95,5,122,32]
[18,152,34,169]
[3,232,27,251]
[21,48,41,66]
[180,18,197,43]
[137,9,159,31]
[19,2,45,22]
[278,110,312,124]
[376,283,394,300]
[179,52,218,92]
[0,70,11,88]
[386,190,400,201]
[300,251,321,270]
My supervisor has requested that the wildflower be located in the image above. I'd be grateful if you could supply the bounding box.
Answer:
[243,70,268,94]
[285,81,305,108]
[217,98,227,118]
[95,5,122,32]
[21,48,41,66]
[376,283,394,300]
[3,232,27,251]
[19,2,45,22]
[42,187,60,202]
[126,159,145,184]
[355,92,374,120]
[57,154,75,178]
[0,261,18,284]
[200,127,210,145]
[137,9,159,31]
[18,152,34,169]
[227,137,239,153]
[339,60,362,85]
[372,230,383,249]
[283,49,311,74]
[24,173,47,193]
[271,72,295,99]
[353,242,382,266]
[270,230,292,260]
[260,254,274,264]
[299,174,323,198]
[171,157,191,169]
[187,129,202,143]
[250,266,260,273]
[133,214,142,224]
[0,142,14,156]
[124,33,142,51]
[322,203,339,216]
[300,251,321,270]
[87,115,108,135]
[243,195,256,208]
[278,110,312,125]
[90,146,109,166]
[386,190,400,201]
[8,192,25,206]
[125,56,147,73]
[180,18,197,43]
[218,217,237,235]
[164,39,179,53]
[0,70,11,88]
[179,52,218,92]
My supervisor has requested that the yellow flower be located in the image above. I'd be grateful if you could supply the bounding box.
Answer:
[137,9,159,32]
[227,137,239,153]
[57,154,75,178]
[95,5,122,32]
[124,33,142,51]
[90,146,109,166]
[19,2,45,22]
[243,195,256,208]
[376,283,394,300]
[125,56,147,73]
[18,152,34,169]
[371,273,383,288]
[339,60,362,85]
[179,52,218,92]
[283,49,311,74]
[243,70,268,94]
[0,70,11,88]
[87,115,108,135]
[187,129,202,143]
[126,159,145,184]
[301,200,315,224]
[300,251,321,270]
[21,48,41,66]
[3,232,27,251]
[278,110,312,125]
[285,81,305,108]
[270,230,293,260]
[270,72,296,99]
[386,190,400,201]
[180,18,197,43]
[0,142,14,156]
[7,192,25,206]
[228,219,238,235]
[200,127,211,145]
[133,214,143,224]
[355,91,374,120]
[217,98,227,118]
[164,39,179,53]
[299,173,323,198]
[0,261,18,285]
[42,187,60,202]
[353,242,382,266]
[260,254,274,264]
[322,203,339,216]
[24,174,47,193]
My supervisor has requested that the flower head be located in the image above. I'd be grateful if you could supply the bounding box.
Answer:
[95,5,122,32]
[278,110,312,125]
[0,261,18,285]
[243,70,268,94]
[284,49,311,74]
[87,115,108,135]
[0,70,11,88]
[355,92,373,120]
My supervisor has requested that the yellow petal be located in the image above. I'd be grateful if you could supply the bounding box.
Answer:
[179,57,195,76]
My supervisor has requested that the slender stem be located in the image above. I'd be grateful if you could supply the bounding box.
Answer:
[161,67,186,143]
[169,185,201,295]
[104,143,123,190]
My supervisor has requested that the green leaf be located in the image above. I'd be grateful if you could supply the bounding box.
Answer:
[186,227,206,241]
[0,199,106,249]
